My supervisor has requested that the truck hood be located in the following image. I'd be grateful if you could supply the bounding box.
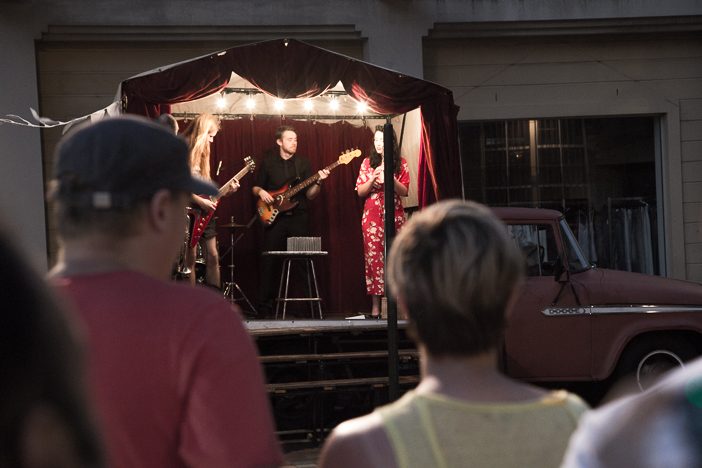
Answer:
[576,267,702,305]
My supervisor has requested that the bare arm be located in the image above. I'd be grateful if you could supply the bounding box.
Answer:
[357,166,382,198]
[252,186,274,204]
[192,194,216,211]
[393,176,409,197]
[306,169,330,200]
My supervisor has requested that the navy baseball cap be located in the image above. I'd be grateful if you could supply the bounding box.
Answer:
[51,115,218,209]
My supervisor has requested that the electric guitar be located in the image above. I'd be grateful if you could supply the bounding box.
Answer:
[189,156,255,248]
[256,149,362,226]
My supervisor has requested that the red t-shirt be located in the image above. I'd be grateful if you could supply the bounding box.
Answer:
[53,270,283,468]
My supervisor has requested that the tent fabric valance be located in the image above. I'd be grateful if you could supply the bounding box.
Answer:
[120,38,462,204]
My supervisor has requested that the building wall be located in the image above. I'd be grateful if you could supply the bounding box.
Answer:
[423,28,702,279]
[682,99,702,280]
[0,12,47,270]
[1,0,701,274]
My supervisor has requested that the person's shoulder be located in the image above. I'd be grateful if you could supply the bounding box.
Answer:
[543,389,590,417]
[657,354,702,391]
[333,410,384,438]
[319,412,390,468]
[576,357,702,429]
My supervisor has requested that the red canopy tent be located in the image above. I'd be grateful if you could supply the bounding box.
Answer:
[119,38,461,317]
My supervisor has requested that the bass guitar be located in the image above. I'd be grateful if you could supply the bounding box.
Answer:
[189,156,255,248]
[256,149,361,226]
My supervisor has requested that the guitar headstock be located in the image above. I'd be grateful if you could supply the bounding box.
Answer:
[244,155,256,172]
[338,149,362,165]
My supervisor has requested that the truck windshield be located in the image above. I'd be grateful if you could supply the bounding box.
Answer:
[559,219,591,271]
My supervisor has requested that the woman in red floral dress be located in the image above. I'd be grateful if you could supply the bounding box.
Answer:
[356,126,410,318]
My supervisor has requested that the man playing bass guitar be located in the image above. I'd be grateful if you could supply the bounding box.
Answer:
[252,125,329,317]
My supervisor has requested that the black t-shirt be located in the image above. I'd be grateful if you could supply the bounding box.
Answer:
[255,151,313,213]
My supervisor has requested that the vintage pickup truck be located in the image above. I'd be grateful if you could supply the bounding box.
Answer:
[496,207,702,391]
[250,206,702,447]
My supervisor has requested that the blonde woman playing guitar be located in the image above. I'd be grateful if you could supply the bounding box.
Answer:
[181,114,239,289]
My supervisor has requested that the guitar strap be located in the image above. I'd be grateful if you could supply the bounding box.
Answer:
[279,153,300,183]
[288,155,304,210]
[293,154,301,180]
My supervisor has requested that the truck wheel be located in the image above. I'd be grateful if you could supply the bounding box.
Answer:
[616,336,698,392]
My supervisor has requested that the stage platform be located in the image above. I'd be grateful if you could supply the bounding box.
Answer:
[245,318,407,335]
[244,317,418,451]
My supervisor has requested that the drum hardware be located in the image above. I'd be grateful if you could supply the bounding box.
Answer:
[194,255,206,284]
[173,213,193,281]
[220,214,257,314]
[174,210,206,283]
[219,221,247,228]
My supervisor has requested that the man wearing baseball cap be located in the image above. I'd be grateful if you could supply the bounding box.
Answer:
[48,115,283,468]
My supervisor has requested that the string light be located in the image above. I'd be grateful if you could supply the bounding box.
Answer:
[216,94,227,109]
[169,87,393,120]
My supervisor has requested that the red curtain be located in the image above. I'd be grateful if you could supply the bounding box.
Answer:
[122,53,231,117]
[199,118,371,316]
[122,39,461,205]
[221,40,462,204]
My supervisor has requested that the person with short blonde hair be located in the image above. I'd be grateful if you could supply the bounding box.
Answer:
[319,200,588,468]
[388,200,522,355]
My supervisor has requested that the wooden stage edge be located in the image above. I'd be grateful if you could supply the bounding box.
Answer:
[245,318,408,336]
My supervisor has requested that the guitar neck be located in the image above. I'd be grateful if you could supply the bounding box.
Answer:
[214,166,250,200]
[285,161,341,198]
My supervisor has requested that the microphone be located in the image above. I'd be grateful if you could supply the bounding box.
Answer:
[216,160,223,176]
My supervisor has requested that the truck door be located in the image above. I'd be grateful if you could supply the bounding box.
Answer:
[502,222,591,381]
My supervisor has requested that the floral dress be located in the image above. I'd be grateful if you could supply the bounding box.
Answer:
[355,157,410,295]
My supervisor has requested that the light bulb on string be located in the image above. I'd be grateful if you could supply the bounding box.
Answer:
[245,95,256,111]
[216,94,227,109]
